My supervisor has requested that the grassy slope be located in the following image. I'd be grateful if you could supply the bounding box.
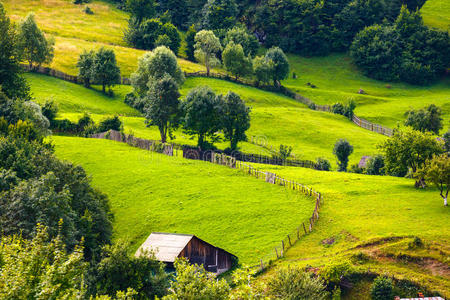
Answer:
[283,54,450,131]
[251,164,450,295]
[51,135,314,264]
[421,0,450,31]
[3,0,206,76]
[28,73,385,165]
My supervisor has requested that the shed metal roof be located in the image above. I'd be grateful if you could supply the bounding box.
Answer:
[135,232,194,262]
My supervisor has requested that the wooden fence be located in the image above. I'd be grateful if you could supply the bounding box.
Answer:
[25,65,393,137]
[21,64,131,85]
[91,130,325,271]
[235,161,323,272]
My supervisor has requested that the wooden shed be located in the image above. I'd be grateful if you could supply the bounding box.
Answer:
[135,232,237,274]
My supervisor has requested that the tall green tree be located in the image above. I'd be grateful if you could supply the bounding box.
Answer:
[181,85,223,149]
[333,139,353,171]
[222,91,251,150]
[265,47,289,86]
[379,127,443,182]
[131,46,184,97]
[253,56,274,86]
[144,74,181,143]
[18,13,54,69]
[222,42,253,80]
[415,154,449,206]
[91,47,121,94]
[0,3,29,100]
[404,104,443,135]
[224,26,259,57]
[77,49,95,88]
[194,30,222,76]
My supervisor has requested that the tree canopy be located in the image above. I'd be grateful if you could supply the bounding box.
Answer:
[194,30,222,76]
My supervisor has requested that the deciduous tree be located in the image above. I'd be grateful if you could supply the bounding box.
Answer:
[404,104,443,135]
[222,42,253,80]
[333,139,353,171]
[194,30,222,76]
[222,91,250,150]
[265,47,289,86]
[415,154,449,206]
[91,47,121,94]
[18,13,54,69]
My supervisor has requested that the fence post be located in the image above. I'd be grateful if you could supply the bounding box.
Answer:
[297,227,300,239]
[260,259,264,271]
[275,247,279,259]
[288,234,292,246]
[281,240,285,253]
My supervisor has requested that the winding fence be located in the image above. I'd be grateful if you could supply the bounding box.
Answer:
[91,130,324,271]
[25,64,393,137]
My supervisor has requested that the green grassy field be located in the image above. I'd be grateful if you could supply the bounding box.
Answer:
[3,0,207,76]
[421,0,450,31]
[28,73,386,165]
[51,135,315,264]
[249,163,450,295]
[283,54,450,131]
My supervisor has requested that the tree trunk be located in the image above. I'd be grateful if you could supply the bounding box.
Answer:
[198,134,204,150]
[159,126,167,144]
[102,84,106,93]
[444,197,448,206]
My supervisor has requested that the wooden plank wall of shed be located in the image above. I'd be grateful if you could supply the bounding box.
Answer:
[179,237,232,270]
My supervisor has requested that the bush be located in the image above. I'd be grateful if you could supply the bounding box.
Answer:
[41,100,58,126]
[315,157,331,171]
[320,261,354,284]
[350,163,364,173]
[267,267,328,300]
[371,276,394,300]
[333,139,354,172]
[331,102,345,115]
[98,116,122,132]
[77,113,95,133]
[444,130,450,153]
[84,5,94,14]
[366,155,385,175]
[408,236,424,249]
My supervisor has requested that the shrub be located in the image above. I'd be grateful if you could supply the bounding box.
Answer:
[350,163,364,173]
[444,130,450,153]
[331,102,345,115]
[404,104,443,135]
[77,113,95,133]
[155,34,171,48]
[267,267,328,300]
[315,157,331,171]
[98,116,122,132]
[370,276,394,300]
[41,100,58,126]
[320,261,354,284]
[333,139,354,172]
[366,155,385,175]
[408,236,424,249]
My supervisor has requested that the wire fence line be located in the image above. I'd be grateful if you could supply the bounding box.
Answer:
[91,130,325,271]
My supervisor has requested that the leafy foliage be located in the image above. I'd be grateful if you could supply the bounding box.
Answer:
[181,85,223,148]
[144,74,181,143]
[370,276,394,300]
[415,154,450,206]
[315,157,331,171]
[404,104,443,135]
[0,3,30,100]
[366,155,385,175]
[333,139,353,171]
[253,56,274,85]
[350,7,450,85]
[264,47,289,85]
[222,42,253,80]
[90,47,121,94]
[221,91,251,150]
[201,0,238,30]
[267,267,328,300]
[194,30,222,76]
[185,24,197,61]
[379,127,443,178]
[17,13,54,69]
[77,49,95,88]
[224,26,259,57]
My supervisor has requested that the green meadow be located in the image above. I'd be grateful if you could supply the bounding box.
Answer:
[248,163,450,296]
[283,54,450,131]
[421,0,450,31]
[28,73,385,166]
[51,135,315,264]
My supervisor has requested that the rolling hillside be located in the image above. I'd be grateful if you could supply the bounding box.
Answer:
[28,73,386,166]
[421,0,450,31]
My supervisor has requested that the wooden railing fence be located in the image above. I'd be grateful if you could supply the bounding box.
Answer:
[25,65,392,137]
[91,130,325,271]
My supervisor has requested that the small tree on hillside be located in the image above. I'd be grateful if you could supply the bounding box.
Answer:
[404,104,443,135]
[181,86,223,149]
[222,42,253,80]
[194,30,222,76]
[222,91,251,150]
[18,13,54,69]
[144,74,181,143]
[77,50,95,88]
[224,26,259,57]
[131,46,184,97]
[91,47,121,94]
[415,154,449,206]
[333,139,353,171]
[253,56,274,86]
[379,127,443,184]
[265,47,289,86]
